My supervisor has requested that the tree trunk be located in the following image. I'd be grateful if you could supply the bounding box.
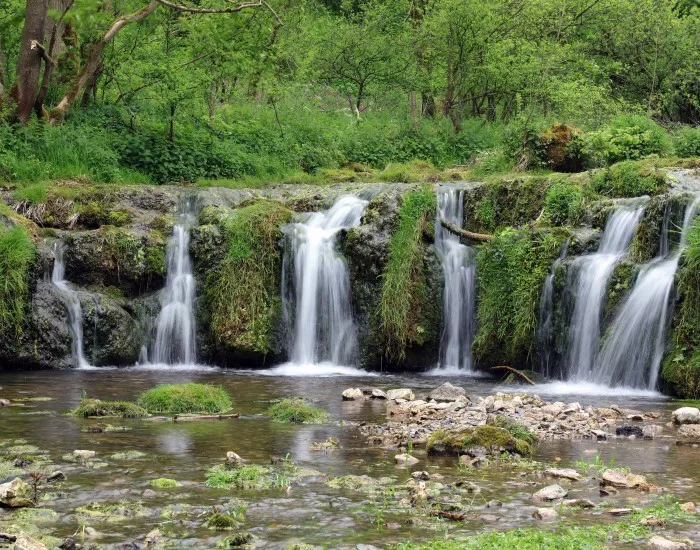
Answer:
[49,1,159,123]
[422,93,435,118]
[0,30,7,97]
[16,0,48,123]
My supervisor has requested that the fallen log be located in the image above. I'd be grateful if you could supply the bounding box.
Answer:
[144,413,241,422]
[439,216,493,242]
[491,366,536,385]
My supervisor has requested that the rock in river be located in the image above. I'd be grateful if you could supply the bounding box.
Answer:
[601,469,647,489]
[533,507,558,520]
[428,382,468,402]
[342,388,364,401]
[672,407,700,425]
[647,535,691,550]
[533,484,567,501]
[0,478,33,507]
[386,388,414,401]
[545,468,581,481]
[676,424,700,445]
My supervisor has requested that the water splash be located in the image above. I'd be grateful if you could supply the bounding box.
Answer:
[432,186,476,373]
[52,242,90,368]
[282,195,368,367]
[564,203,645,381]
[151,198,198,365]
[593,198,699,389]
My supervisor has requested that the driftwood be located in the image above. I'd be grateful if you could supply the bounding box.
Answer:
[491,365,536,385]
[439,217,493,242]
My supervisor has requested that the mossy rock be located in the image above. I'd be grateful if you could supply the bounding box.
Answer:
[150,477,181,489]
[137,383,233,414]
[590,161,668,198]
[539,123,584,173]
[267,398,328,424]
[427,425,534,456]
[70,398,149,418]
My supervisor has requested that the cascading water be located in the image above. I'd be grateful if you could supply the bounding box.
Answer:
[564,203,645,381]
[593,197,699,389]
[51,242,90,368]
[282,195,368,368]
[151,199,197,365]
[433,187,476,372]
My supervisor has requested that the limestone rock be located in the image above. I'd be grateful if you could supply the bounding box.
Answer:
[679,501,695,513]
[13,534,48,550]
[647,536,690,550]
[73,450,96,459]
[607,508,633,516]
[0,478,33,507]
[387,388,415,401]
[411,471,431,481]
[673,407,700,425]
[533,484,567,501]
[226,452,244,466]
[394,453,419,466]
[342,388,364,401]
[533,507,558,520]
[370,389,387,399]
[545,468,582,481]
[0,399,10,407]
[676,424,700,444]
[562,499,595,508]
[601,469,647,489]
[643,425,663,439]
[428,382,468,403]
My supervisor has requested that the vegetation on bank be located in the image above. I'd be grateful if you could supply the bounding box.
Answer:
[137,383,233,414]
[267,398,329,424]
[379,186,437,362]
[206,201,293,356]
[0,223,35,336]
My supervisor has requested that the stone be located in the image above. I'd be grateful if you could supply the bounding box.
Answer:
[643,425,663,439]
[600,486,619,497]
[13,534,48,550]
[394,454,419,466]
[672,407,700,425]
[641,516,667,527]
[387,388,415,401]
[679,501,695,513]
[226,451,244,466]
[562,499,595,508]
[0,399,10,407]
[73,450,96,459]
[591,429,608,440]
[411,471,430,480]
[676,424,700,444]
[144,529,163,547]
[533,484,567,501]
[0,478,34,507]
[647,536,690,550]
[561,402,582,414]
[545,468,582,481]
[47,471,67,483]
[601,469,647,489]
[342,388,364,401]
[616,425,644,437]
[627,414,645,421]
[370,389,387,399]
[607,508,633,516]
[428,382,468,402]
[533,507,558,520]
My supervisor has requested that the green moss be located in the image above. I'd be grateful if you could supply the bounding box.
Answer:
[109,450,147,460]
[377,160,440,183]
[379,186,436,362]
[206,200,292,355]
[205,464,274,489]
[544,182,584,226]
[427,425,534,456]
[604,261,636,321]
[150,477,181,489]
[267,398,328,424]
[74,500,151,521]
[216,533,256,549]
[590,160,667,198]
[474,228,564,367]
[0,224,35,335]
[70,398,149,418]
[206,512,237,530]
[13,182,47,205]
[137,383,233,414]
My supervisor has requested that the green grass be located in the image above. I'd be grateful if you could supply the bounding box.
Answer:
[205,464,275,489]
[590,160,667,197]
[205,512,238,530]
[137,383,233,414]
[544,181,584,226]
[379,185,436,362]
[0,224,36,335]
[70,398,149,418]
[267,398,329,424]
[150,478,181,489]
[206,200,292,355]
[427,425,535,456]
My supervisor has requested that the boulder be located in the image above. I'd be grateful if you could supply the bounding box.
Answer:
[647,536,690,550]
[642,425,663,439]
[370,389,387,400]
[387,388,415,401]
[561,402,582,414]
[533,484,567,501]
[342,388,364,401]
[0,478,33,507]
[0,399,9,407]
[545,468,582,481]
[226,452,244,466]
[601,469,647,489]
[672,407,700,425]
[13,534,48,550]
[679,501,695,513]
[394,454,419,466]
[73,450,96,459]
[676,424,700,445]
[428,382,468,402]
[533,507,558,520]
[562,499,595,508]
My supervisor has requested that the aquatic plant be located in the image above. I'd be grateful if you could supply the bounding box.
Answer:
[267,398,329,424]
[216,532,256,549]
[0,224,35,335]
[427,425,534,456]
[150,477,181,489]
[136,383,233,414]
[70,398,149,418]
[206,512,238,530]
[205,464,273,489]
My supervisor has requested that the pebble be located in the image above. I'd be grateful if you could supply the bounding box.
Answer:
[533,484,567,501]
[73,450,96,459]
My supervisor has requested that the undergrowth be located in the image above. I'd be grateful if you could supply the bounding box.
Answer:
[0,224,35,335]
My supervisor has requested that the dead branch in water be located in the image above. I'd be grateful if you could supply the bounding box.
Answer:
[491,365,535,385]
[439,216,493,242]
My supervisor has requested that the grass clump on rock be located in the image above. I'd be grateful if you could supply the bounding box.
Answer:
[267,398,328,424]
[71,398,149,418]
[427,424,535,457]
[150,478,181,489]
[137,383,232,414]
[205,464,274,490]
[0,225,35,335]
[205,512,238,530]
[379,186,437,362]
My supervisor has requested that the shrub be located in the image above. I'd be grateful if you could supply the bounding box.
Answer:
[0,225,35,335]
[674,126,700,157]
[70,398,149,418]
[137,383,233,414]
[544,182,584,226]
[590,161,667,197]
[379,186,436,361]
[267,398,328,424]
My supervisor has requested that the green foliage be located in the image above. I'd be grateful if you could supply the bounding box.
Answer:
[150,478,181,489]
[267,398,329,424]
[206,201,292,355]
[583,116,672,166]
[474,228,563,367]
[427,425,534,456]
[674,127,700,157]
[544,182,584,226]
[487,415,537,447]
[590,161,667,197]
[206,512,237,530]
[70,398,149,418]
[12,183,47,205]
[379,186,436,361]
[137,383,233,414]
[205,464,274,489]
[0,225,35,335]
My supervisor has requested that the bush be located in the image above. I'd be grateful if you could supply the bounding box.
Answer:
[590,161,667,197]
[674,127,700,157]
[137,383,233,414]
[0,224,36,335]
[267,398,328,424]
[583,116,672,166]
[70,398,149,418]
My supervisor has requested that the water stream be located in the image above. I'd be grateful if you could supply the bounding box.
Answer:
[433,186,476,373]
[281,195,368,369]
[151,199,198,365]
[51,242,90,369]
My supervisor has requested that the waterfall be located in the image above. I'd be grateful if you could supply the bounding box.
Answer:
[52,242,90,368]
[433,186,476,372]
[536,240,569,378]
[282,195,368,367]
[593,198,699,389]
[564,203,645,381]
[151,199,197,365]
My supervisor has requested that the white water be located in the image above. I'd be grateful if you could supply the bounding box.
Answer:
[282,195,368,368]
[52,242,90,368]
[565,203,645,381]
[151,201,197,365]
[593,198,699,389]
[515,381,664,398]
[432,187,476,373]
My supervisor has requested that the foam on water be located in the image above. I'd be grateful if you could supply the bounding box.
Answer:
[263,362,376,377]
[509,381,666,398]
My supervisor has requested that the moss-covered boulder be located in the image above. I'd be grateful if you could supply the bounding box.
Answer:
[427,424,535,457]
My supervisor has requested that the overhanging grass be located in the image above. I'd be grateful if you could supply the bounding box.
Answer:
[70,398,149,418]
[379,186,436,361]
[137,383,233,414]
[267,398,329,424]
[207,200,292,355]
[0,225,36,335]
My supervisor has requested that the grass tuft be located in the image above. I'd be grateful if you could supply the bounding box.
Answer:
[137,383,233,414]
[0,225,36,335]
[205,464,273,489]
[267,398,329,424]
[150,477,181,489]
[70,398,149,418]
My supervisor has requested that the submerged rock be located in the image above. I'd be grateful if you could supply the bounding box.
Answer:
[533,484,567,502]
[73,450,96,459]
[616,425,644,437]
[394,453,419,466]
[545,468,582,481]
[673,407,700,425]
[427,425,534,456]
[428,382,468,402]
[533,507,558,520]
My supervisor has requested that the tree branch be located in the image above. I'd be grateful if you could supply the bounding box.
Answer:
[439,216,493,242]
